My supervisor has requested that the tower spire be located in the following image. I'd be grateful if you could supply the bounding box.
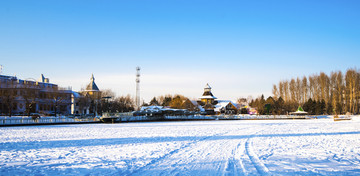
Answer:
[91,73,95,81]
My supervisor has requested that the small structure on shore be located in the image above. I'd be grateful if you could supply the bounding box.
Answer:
[289,106,308,119]
[290,106,307,115]
[333,112,352,121]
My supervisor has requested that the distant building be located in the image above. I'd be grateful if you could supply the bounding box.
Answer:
[0,74,72,116]
[214,100,238,115]
[198,84,217,114]
[200,83,217,104]
[71,74,102,116]
[197,84,239,115]
[84,74,101,99]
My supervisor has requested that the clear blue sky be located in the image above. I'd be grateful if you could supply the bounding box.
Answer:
[1,0,359,102]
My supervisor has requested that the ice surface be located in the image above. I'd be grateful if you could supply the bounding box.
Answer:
[1,118,360,175]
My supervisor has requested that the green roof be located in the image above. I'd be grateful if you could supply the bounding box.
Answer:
[297,106,304,112]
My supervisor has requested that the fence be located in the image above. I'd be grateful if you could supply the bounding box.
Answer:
[0,116,100,126]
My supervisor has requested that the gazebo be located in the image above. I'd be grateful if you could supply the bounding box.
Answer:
[290,106,308,115]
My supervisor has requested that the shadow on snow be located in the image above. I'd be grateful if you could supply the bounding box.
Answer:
[2,131,360,151]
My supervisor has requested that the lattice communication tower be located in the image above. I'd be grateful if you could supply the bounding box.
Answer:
[136,66,141,110]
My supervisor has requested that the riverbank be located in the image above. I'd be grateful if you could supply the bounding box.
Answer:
[1,115,358,127]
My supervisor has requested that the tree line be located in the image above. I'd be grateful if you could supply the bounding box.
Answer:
[101,93,198,113]
[259,68,360,115]
[144,94,198,111]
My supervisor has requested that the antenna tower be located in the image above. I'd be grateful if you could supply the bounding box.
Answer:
[0,65,3,75]
[136,67,141,110]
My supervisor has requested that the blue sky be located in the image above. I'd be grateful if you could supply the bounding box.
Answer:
[1,0,359,102]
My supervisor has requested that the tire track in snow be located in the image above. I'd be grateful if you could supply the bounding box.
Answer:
[171,140,222,175]
[223,141,246,176]
[224,128,270,176]
[124,131,232,176]
[245,137,270,176]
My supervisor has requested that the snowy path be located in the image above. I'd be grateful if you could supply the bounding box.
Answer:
[1,119,360,175]
[129,127,248,176]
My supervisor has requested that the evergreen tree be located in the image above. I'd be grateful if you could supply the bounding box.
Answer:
[240,108,248,114]
[320,99,326,114]
[303,98,315,115]
[149,97,159,106]
[326,101,333,115]
[276,97,284,115]
[265,96,275,115]
[161,96,172,106]
[315,100,322,115]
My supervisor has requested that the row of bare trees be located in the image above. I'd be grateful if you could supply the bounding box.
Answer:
[100,89,135,113]
[272,68,360,114]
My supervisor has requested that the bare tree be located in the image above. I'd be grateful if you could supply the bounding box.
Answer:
[53,90,70,116]
[278,81,284,100]
[345,69,358,113]
[272,84,279,100]
[78,95,91,115]
[337,71,345,113]
[302,76,308,104]
[296,77,302,104]
[22,81,37,116]
[319,72,330,103]
[115,94,135,112]
[272,69,359,115]
[283,80,289,102]
[101,89,116,100]
[308,75,315,100]
[246,95,254,105]
[330,71,337,114]
[289,78,296,103]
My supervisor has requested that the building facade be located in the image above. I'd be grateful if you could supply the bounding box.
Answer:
[0,74,72,116]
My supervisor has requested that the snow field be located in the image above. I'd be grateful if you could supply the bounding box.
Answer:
[1,119,360,175]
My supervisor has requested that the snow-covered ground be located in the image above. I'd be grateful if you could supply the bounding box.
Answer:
[1,117,360,175]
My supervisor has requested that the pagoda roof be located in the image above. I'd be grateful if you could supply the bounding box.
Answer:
[202,91,215,96]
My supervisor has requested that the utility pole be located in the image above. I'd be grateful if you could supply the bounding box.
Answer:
[136,67,141,110]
